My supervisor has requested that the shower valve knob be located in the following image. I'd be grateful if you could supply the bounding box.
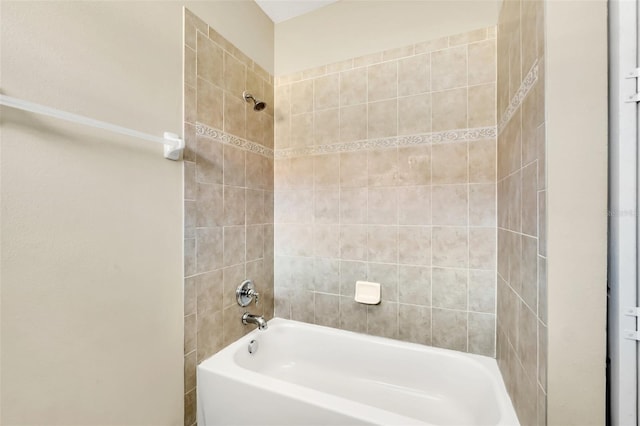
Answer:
[236,280,260,307]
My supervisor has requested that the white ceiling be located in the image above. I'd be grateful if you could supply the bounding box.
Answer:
[255,0,340,24]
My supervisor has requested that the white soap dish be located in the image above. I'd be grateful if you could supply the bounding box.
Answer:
[354,281,381,305]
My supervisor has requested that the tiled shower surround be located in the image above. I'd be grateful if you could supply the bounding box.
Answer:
[495,0,547,424]
[182,9,275,426]
[273,27,499,356]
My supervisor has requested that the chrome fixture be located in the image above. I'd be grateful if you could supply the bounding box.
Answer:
[236,280,259,307]
[242,91,266,111]
[242,313,268,330]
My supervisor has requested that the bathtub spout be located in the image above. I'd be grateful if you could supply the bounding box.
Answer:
[242,312,268,330]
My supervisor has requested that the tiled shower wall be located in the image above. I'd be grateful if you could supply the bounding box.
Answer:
[495,0,547,424]
[273,27,498,356]
[182,9,274,426]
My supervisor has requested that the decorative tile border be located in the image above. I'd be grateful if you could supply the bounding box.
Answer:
[196,123,274,158]
[274,126,497,159]
[498,61,539,134]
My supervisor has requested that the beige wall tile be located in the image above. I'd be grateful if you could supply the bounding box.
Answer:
[302,65,326,80]
[398,265,431,305]
[432,184,468,226]
[314,189,339,224]
[468,312,496,356]
[288,156,314,189]
[185,46,196,89]
[245,152,265,189]
[432,267,468,309]
[469,183,496,227]
[469,269,496,313]
[185,239,196,277]
[246,189,266,225]
[398,226,431,266]
[196,183,223,227]
[368,62,398,102]
[432,226,468,268]
[223,226,245,267]
[398,93,432,135]
[185,85,197,124]
[354,51,383,68]
[432,308,467,351]
[223,53,246,95]
[315,293,340,328]
[290,289,315,323]
[521,234,538,309]
[398,186,431,225]
[340,297,367,333]
[340,67,367,106]
[222,305,248,346]
[196,269,223,315]
[398,54,430,96]
[246,225,264,261]
[468,40,497,86]
[469,227,496,269]
[290,113,313,148]
[246,110,266,146]
[469,83,496,127]
[449,27,487,46]
[469,139,496,183]
[397,146,431,186]
[197,32,223,87]
[414,37,449,54]
[222,264,245,310]
[197,309,223,362]
[368,148,398,186]
[185,10,207,49]
[184,276,196,317]
[246,70,265,102]
[340,260,367,297]
[314,108,339,145]
[313,257,340,293]
[314,74,340,110]
[184,351,196,393]
[184,313,196,354]
[431,142,467,184]
[432,88,467,131]
[291,80,314,114]
[399,304,431,345]
[314,154,340,188]
[223,145,245,187]
[223,92,246,139]
[313,224,340,258]
[367,262,398,302]
[184,389,196,426]
[340,187,367,224]
[340,225,368,261]
[340,104,367,142]
[341,152,368,187]
[327,59,354,74]
[222,186,245,226]
[196,137,224,184]
[367,187,398,225]
[367,302,398,339]
[367,225,398,263]
[368,100,398,138]
[522,161,538,237]
[197,78,223,130]
[383,45,415,61]
[431,46,467,91]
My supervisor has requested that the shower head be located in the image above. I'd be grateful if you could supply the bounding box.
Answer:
[242,91,267,112]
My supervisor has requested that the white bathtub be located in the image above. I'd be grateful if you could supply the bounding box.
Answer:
[197,318,519,426]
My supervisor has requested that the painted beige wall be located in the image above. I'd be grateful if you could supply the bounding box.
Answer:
[0,1,272,425]
[275,0,499,75]
[545,0,608,424]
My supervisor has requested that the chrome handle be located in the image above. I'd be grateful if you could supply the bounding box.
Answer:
[236,280,259,307]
